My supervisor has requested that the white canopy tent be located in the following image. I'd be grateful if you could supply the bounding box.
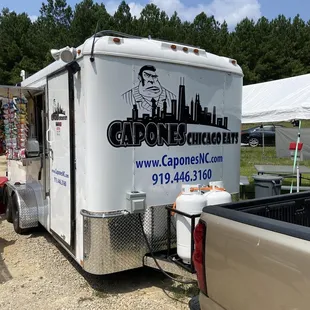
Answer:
[242,73,310,124]
[241,73,310,193]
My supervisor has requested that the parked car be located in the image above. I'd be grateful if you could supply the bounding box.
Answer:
[241,124,282,147]
[189,191,310,310]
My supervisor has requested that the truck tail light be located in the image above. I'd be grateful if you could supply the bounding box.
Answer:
[193,220,208,295]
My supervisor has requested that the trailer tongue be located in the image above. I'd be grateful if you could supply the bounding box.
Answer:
[0,30,243,280]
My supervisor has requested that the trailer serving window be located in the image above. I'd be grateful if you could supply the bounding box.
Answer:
[0,85,44,160]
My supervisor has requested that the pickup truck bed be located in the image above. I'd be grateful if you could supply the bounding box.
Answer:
[194,191,310,310]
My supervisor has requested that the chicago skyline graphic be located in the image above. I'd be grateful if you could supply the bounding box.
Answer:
[126,76,229,130]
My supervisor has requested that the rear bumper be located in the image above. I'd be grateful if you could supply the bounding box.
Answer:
[80,205,176,275]
[199,292,226,310]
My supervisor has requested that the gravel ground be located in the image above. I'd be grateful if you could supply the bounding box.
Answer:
[0,215,197,310]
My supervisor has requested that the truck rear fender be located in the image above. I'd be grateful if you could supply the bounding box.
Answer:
[193,219,208,296]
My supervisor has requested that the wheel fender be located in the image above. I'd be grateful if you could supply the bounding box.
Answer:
[10,184,39,229]
[2,184,9,205]
[4,185,13,223]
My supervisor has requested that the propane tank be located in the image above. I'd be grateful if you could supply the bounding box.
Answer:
[209,180,224,188]
[176,184,205,264]
[203,186,232,206]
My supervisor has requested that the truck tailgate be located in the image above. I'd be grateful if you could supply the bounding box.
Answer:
[200,191,310,310]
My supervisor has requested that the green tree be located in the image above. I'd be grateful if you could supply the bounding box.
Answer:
[138,4,162,38]
[70,0,111,47]
[231,18,259,84]
[38,0,73,48]
[112,1,133,33]
[191,13,221,53]
[0,8,34,84]
[1,0,310,86]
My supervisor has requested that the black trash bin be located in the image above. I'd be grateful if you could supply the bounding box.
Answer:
[252,174,283,199]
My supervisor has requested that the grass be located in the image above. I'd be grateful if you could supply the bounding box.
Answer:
[240,146,310,199]
[240,146,310,179]
[240,120,310,199]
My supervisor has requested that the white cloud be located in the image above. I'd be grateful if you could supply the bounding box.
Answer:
[128,2,145,17]
[105,1,145,18]
[105,1,119,13]
[205,0,261,25]
[29,15,38,23]
[104,0,262,27]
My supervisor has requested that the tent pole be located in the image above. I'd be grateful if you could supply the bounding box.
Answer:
[290,120,302,193]
[297,165,300,193]
[261,123,265,159]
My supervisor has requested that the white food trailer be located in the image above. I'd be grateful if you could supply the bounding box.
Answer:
[0,30,243,277]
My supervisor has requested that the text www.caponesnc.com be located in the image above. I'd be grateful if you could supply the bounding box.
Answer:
[135,152,223,170]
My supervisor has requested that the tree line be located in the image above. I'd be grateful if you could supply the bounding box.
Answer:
[1,0,310,85]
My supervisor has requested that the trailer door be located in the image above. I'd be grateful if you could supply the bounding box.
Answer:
[46,68,75,252]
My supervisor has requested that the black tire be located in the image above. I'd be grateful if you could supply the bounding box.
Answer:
[11,193,28,235]
[188,295,200,310]
[249,137,259,147]
[5,188,13,223]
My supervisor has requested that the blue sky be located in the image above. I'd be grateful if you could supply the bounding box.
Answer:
[1,0,310,27]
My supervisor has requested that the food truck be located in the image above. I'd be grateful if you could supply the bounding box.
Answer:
[0,30,243,276]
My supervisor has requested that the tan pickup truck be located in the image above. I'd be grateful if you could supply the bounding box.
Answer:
[189,191,310,310]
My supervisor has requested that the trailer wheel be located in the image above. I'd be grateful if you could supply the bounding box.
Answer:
[11,193,28,235]
[4,187,13,223]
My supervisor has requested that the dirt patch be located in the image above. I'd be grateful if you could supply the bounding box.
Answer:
[0,216,197,309]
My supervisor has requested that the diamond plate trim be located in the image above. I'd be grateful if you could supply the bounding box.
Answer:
[9,184,39,229]
[83,205,176,275]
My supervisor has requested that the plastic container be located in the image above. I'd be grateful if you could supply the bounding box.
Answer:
[176,185,205,264]
[253,174,283,198]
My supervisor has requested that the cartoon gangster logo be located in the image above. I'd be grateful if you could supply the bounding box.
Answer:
[107,65,239,147]
[122,65,177,112]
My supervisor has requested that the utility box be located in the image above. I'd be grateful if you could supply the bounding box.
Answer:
[253,174,283,198]
[126,191,146,214]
